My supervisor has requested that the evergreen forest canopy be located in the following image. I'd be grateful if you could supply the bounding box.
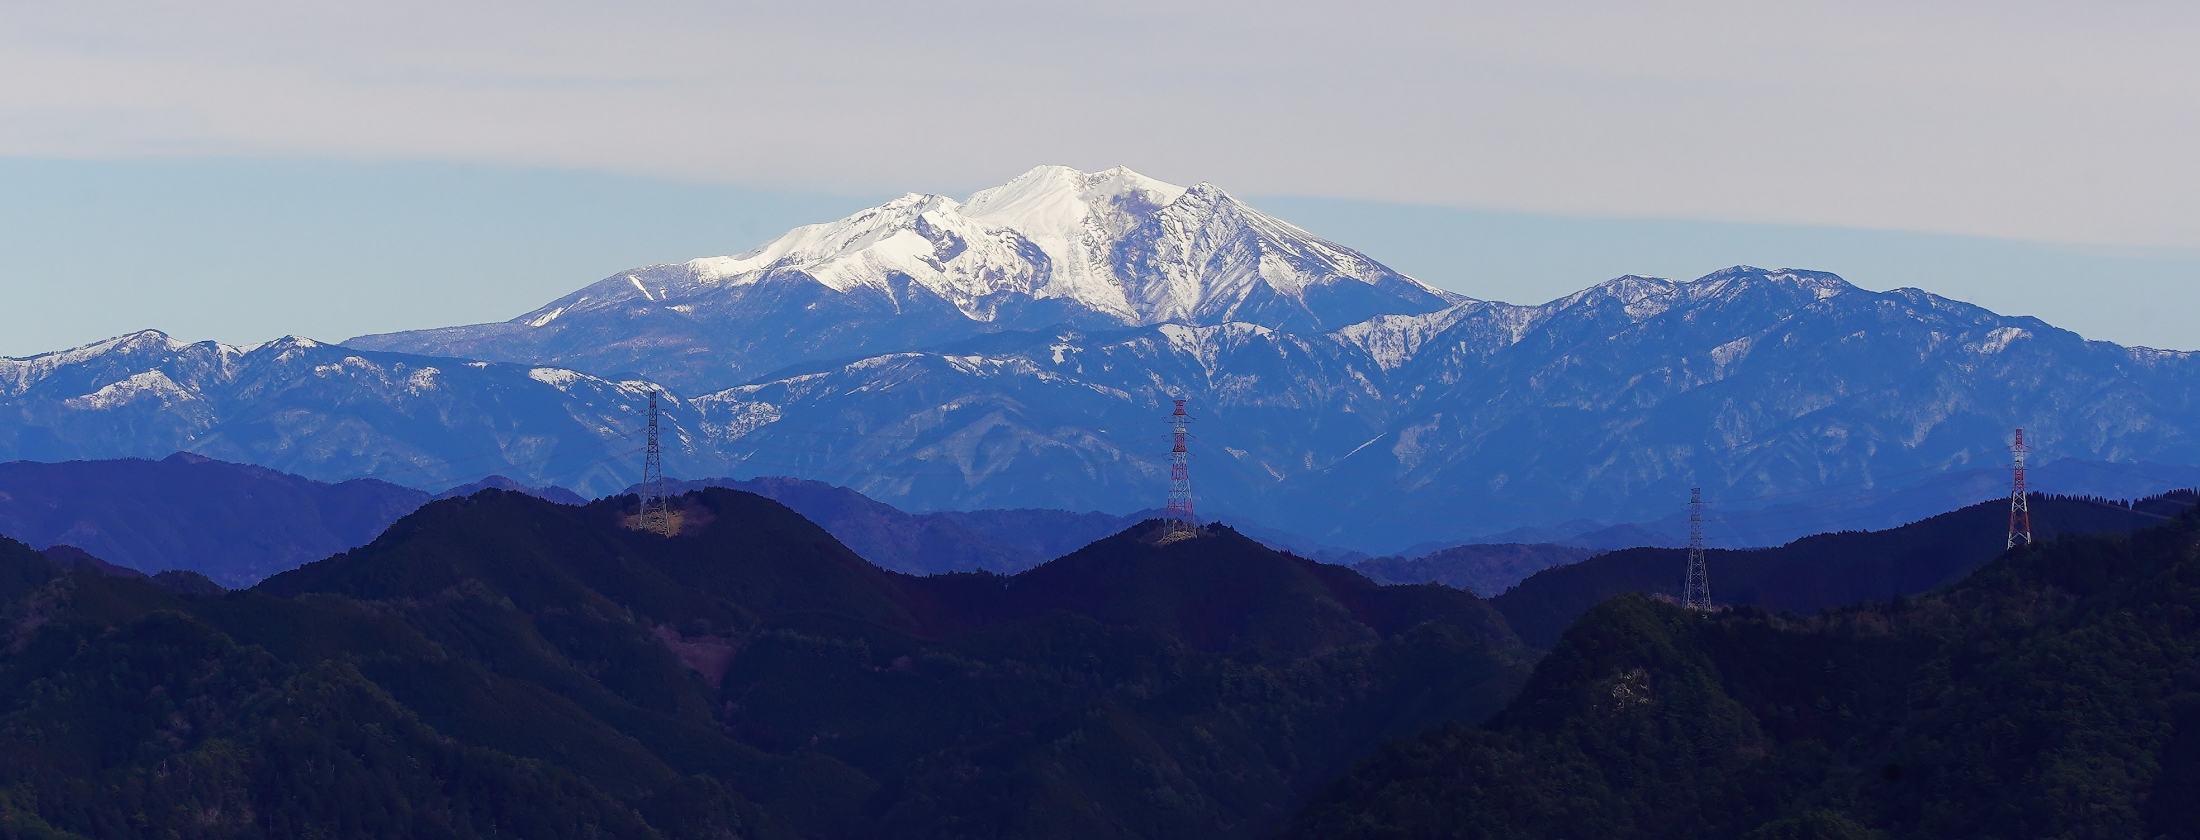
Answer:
[1286,499,2200,839]
[0,489,1529,839]
[0,486,2194,838]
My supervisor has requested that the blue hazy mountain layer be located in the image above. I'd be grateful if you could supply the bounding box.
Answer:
[0,455,1391,586]
[7,268,2200,552]
[654,268,2200,550]
[658,475,1378,575]
[0,453,427,586]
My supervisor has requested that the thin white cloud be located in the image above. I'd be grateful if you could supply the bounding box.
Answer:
[2,0,2195,246]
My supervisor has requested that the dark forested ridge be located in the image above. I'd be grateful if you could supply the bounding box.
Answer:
[9,482,2197,838]
[1284,496,2200,839]
[0,488,1530,839]
[1491,491,2198,648]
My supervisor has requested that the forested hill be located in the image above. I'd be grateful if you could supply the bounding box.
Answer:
[0,488,1530,839]
[1492,490,2197,648]
[1284,496,2200,838]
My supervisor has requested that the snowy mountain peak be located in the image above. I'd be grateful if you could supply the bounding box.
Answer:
[87,329,191,355]
[1547,267,1863,324]
[962,165,1186,231]
[961,165,1190,318]
[1691,266,1855,302]
[1109,178,1468,328]
[670,187,1054,319]
[560,165,1454,332]
[349,165,1470,390]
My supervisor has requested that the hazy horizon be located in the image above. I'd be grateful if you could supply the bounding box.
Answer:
[3,157,2196,358]
[5,1,2196,354]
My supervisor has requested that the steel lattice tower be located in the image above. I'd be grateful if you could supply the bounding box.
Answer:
[639,390,672,536]
[2008,428,2032,549]
[1161,399,1197,542]
[1683,487,1711,611]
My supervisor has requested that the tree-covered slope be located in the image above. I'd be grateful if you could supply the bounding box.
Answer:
[1492,491,2196,648]
[1284,495,2200,839]
[0,488,1530,839]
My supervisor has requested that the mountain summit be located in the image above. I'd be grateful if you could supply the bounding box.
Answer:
[14,164,2200,550]
[347,165,1463,390]
[15,265,2200,550]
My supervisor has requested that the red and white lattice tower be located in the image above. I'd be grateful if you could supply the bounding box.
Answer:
[1162,399,1197,542]
[2008,428,2033,549]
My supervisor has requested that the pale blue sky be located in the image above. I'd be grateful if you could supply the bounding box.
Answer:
[2,1,2196,356]
[4,156,2195,357]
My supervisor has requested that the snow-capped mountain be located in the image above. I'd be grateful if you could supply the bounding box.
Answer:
[0,330,723,493]
[659,267,2200,548]
[346,165,1463,391]
[11,156,2200,553]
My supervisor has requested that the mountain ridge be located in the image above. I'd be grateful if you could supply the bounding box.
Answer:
[15,264,2200,549]
[1284,494,2200,838]
[348,165,1463,392]
[10,167,2200,548]
[0,486,1534,838]
[1491,489,2200,648]
[3,462,2190,836]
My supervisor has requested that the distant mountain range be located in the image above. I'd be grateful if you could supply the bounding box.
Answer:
[0,331,712,494]
[1351,543,1603,597]
[0,455,601,586]
[7,165,2200,549]
[435,473,587,505]
[660,475,1392,574]
[660,475,1135,575]
[0,453,427,586]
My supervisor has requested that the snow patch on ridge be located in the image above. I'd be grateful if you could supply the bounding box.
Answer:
[529,368,583,388]
[1710,337,1754,367]
[63,370,197,411]
[1334,306,1477,371]
[406,367,442,393]
[1976,326,2031,355]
